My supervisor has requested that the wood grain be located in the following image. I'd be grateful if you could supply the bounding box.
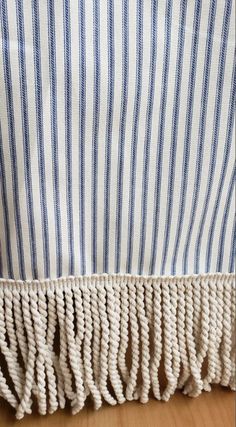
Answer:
[0,386,235,427]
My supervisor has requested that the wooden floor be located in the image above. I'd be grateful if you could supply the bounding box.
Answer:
[0,387,235,427]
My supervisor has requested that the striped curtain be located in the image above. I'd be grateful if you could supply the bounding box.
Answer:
[0,0,235,281]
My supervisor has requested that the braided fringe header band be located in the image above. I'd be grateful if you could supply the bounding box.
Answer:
[0,272,235,419]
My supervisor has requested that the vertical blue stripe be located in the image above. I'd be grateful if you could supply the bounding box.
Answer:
[0,240,2,278]
[160,0,187,275]
[182,0,217,274]
[0,0,25,279]
[229,218,235,273]
[63,0,74,275]
[194,0,233,273]
[171,0,203,275]
[126,0,143,273]
[0,123,13,278]
[31,0,50,278]
[206,61,235,271]
[115,0,129,273]
[16,0,38,279]
[78,0,86,275]
[138,0,158,275]
[92,0,100,274]
[103,0,115,272]
[216,165,235,272]
[47,0,62,277]
[149,0,173,275]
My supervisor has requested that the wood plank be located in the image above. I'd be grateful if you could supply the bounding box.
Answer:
[0,387,234,427]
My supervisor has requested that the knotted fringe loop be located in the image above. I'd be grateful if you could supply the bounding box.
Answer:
[0,273,235,419]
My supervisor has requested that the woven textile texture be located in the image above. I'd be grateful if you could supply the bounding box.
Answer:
[0,0,235,419]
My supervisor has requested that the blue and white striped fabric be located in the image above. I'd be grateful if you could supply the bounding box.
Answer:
[0,0,235,281]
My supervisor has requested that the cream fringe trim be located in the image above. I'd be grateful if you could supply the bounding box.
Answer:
[0,273,235,419]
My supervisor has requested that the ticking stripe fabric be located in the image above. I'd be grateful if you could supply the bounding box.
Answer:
[0,0,235,419]
[0,0,235,281]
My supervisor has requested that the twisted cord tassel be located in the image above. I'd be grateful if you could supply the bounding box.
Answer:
[126,277,140,401]
[136,279,151,403]
[105,277,125,404]
[117,277,130,383]
[81,280,102,410]
[97,278,117,405]
[150,279,162,400]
